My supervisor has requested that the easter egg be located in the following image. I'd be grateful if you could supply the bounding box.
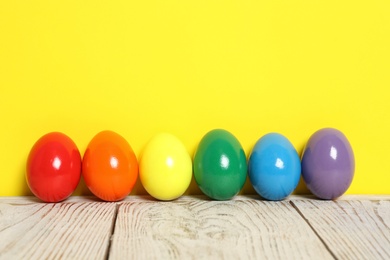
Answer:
[82,130,138,201]
[301,128,355,200]
[248,133,301,200]
[26,132,81,202]
[193,129,247,200]
[140,133,192,200]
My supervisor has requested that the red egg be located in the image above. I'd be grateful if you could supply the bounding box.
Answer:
[26,132,81,202]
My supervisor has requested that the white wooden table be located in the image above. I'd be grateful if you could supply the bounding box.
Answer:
[0,195,389,259]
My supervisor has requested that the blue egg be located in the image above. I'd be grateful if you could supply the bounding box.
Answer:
[248,133,301,200]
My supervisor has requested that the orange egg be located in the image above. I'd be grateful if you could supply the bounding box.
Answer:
[82,130,138,201]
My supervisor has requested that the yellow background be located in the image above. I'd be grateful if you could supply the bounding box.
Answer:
[1,1,389,196]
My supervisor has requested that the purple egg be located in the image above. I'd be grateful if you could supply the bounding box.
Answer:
[301,128,355,200]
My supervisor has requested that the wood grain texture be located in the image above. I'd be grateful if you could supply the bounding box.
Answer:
[292,199,390,260]
[0,199,116,260]
[110,199,333,260]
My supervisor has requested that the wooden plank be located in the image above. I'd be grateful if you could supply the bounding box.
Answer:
[0,199,116,260]
[110,198,333,259]
[292,199,390,260]
[287,195,390,201]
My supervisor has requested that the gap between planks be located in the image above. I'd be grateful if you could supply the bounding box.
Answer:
[105,203,119,260]
[289,200,338,259]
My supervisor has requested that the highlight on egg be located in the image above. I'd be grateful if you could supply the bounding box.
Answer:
[82,130,138,202]
[193,129,247,200]
[248,133,301,201]
[301,128,355,200]
[139,133,192,201]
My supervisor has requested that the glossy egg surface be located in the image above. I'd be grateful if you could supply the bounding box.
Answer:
[140,133,192,200]
[301,128,355,200]
[248,133,301,200]
[26,132,81,202]
[193,129,247,200]
[82,130,138,201]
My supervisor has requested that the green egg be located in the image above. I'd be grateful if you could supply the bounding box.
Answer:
[193,129,247,200]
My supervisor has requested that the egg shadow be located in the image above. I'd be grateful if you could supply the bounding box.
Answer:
[295,143,312,195]
[73,176,93,196]
[129,176,148,196]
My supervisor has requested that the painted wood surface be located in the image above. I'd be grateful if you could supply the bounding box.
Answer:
[0,196,389,259]
[292,199,390,260]
[110,199,332,259]
[0,198,116,260]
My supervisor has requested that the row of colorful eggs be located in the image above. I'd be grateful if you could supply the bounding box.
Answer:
[26,128,355,203]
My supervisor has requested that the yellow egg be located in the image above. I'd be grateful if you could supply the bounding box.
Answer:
[140,133,192,200]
